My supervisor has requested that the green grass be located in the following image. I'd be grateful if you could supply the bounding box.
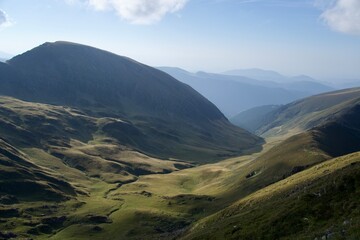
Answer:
[183,152,360,240]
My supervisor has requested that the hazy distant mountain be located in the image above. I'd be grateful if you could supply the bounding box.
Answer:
[0,41,262,162]
[223,68,289,82]
[223,69,333,92]
[224,69,333,93]
[159,67,332,117]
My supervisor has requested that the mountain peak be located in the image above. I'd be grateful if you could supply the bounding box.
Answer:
[1,41,262,161]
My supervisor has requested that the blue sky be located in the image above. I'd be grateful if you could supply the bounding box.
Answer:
[0,0,359,80]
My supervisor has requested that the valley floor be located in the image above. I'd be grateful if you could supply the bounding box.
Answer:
[2,133,359,240]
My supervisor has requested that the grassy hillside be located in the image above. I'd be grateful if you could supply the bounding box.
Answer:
[0,96,194,183]
[182,151,360,240]
[0,139,76,202]
[257,87,360,137]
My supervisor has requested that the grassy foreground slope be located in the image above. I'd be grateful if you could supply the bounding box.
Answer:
[183,152,360,240]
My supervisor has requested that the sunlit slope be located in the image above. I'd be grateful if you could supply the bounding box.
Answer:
[183,151,360,240]
[257,87,360,137]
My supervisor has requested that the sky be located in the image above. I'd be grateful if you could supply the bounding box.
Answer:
[0,0,359,80]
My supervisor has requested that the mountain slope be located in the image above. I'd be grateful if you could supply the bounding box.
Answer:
[231,87,360,192]
[0,138,76,202]
[6,42,222,121]
[0,42,262,162]
[0,96,195,184]
[256,87,360,137]
[182,151,360,240]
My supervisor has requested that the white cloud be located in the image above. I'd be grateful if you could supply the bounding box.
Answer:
[68,0,188,24]
[0,9,10,27]
[320,0,360,35]
[88,0,110,10]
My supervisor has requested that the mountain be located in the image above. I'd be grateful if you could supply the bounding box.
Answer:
[230,105,280,132]
[159,67,332,117]
[0,41,262,162]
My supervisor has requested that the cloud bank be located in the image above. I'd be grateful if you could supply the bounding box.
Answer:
[73,0,188,24]
[320,0,360,35]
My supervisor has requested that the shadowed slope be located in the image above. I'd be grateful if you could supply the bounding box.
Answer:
[0,139,76,202]
[0,96,192,184]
